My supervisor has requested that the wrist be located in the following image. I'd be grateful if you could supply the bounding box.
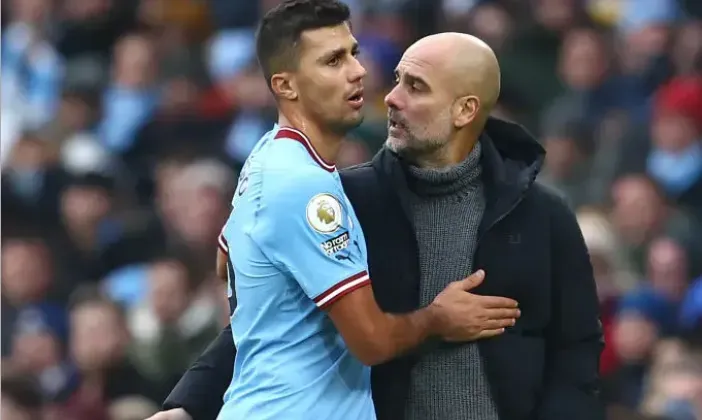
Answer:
[423,303,443,337]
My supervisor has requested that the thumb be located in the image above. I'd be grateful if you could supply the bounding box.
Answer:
[460,269,485,291]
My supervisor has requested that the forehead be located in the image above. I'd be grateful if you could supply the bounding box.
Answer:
[151,260,187,278]
[72,303,119,323]
[3,239,44,254]
[615,178,657,199]
[395,46,449,87]
[298,23,356,56]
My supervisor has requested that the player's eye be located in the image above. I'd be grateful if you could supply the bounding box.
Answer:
[328,56,340,66]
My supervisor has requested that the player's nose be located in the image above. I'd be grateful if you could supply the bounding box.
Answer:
[349,57,367,82]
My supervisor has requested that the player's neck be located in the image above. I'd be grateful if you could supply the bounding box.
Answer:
[278,115,344,165]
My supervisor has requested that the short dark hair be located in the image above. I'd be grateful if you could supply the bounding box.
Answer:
[256,0,351,88]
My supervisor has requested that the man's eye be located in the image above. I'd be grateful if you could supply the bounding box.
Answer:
[328,56,340,66]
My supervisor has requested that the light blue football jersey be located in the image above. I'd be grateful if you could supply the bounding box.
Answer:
[217,125,375,420]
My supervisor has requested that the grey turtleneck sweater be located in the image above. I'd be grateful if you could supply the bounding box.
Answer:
[404,142,500,420]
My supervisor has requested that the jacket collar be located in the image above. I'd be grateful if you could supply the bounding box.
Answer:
[371,117,545,235]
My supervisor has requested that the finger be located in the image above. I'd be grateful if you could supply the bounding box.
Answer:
[459,269,485,291]
[477,328,506,339]
[485,308,521,319]
[483,318,516,330]
[480,296,519,308]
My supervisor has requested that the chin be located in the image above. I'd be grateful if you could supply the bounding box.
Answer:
[340,113,365,131]
[351,110,365,124]
[385,136,405,152]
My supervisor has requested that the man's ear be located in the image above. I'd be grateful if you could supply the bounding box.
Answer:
[453,95,480,129]
[271,73,298,101]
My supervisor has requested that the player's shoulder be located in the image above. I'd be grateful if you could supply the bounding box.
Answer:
[259,159,339,213]
[266,126,337,171]
[256,164,346,237]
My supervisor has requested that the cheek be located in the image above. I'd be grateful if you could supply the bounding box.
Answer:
[404,107,433,131]
[420,108,453,136]
[300,75,339,107]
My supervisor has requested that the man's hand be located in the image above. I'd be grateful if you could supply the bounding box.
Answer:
[431,270,520,341]
[146,408,193,420]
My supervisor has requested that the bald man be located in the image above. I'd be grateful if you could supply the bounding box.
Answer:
[155,33,604,420]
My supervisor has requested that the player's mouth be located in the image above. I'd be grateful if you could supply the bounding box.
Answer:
[347,89,364,109]
[388,116,405,136]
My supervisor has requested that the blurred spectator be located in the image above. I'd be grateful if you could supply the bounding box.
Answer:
[55,0,136,60]
[646,238,691,304]
[2,132,67,225]
[539,119,597,209]
[647,76,702,216]
[609,174,702,276]
[1,0,63,131]
[8,304,75,402]
[56,287,161,420]
[1,235,67,365]
[98,33,160,154]
[208,33,274,164]
[546,27,619,129]
[464,3,513,51]
[40,88,101,146]
[602,288,678,408]
[671,21,702,76]
[577,208,636,375]
[639,339,702,419]
[52,171,120,285]
[1,1,701,416]
[128,255,220,386]
[161,159,234,257]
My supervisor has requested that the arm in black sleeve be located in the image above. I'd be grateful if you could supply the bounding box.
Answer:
[537,195,605,420]
[163,324,236,420]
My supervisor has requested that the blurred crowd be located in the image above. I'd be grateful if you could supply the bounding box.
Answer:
[1,0,702,419]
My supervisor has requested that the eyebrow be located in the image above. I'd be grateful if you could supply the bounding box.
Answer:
[394,69,429,88]
[319,42,360,62]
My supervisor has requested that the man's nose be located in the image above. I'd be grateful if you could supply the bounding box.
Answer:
[350,57,367,81]
[384,86,401,110]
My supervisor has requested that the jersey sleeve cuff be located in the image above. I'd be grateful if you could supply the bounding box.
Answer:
[218,231,228,254]
[314,271,370,310]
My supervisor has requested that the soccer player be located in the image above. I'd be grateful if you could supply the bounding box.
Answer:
[216,1,504,419]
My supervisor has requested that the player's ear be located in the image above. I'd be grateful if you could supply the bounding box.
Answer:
[271,73,298,101]
[453,95,479,129]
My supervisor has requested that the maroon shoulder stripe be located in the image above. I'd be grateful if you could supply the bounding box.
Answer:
[274,127,336,172]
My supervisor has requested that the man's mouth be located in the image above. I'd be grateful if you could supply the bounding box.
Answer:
[388,116,403,129]
[347,89,364,108]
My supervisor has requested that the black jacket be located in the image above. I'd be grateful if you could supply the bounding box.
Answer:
[164,118,605,420]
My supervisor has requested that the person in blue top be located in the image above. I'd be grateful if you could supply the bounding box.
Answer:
[215,1,519,419]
